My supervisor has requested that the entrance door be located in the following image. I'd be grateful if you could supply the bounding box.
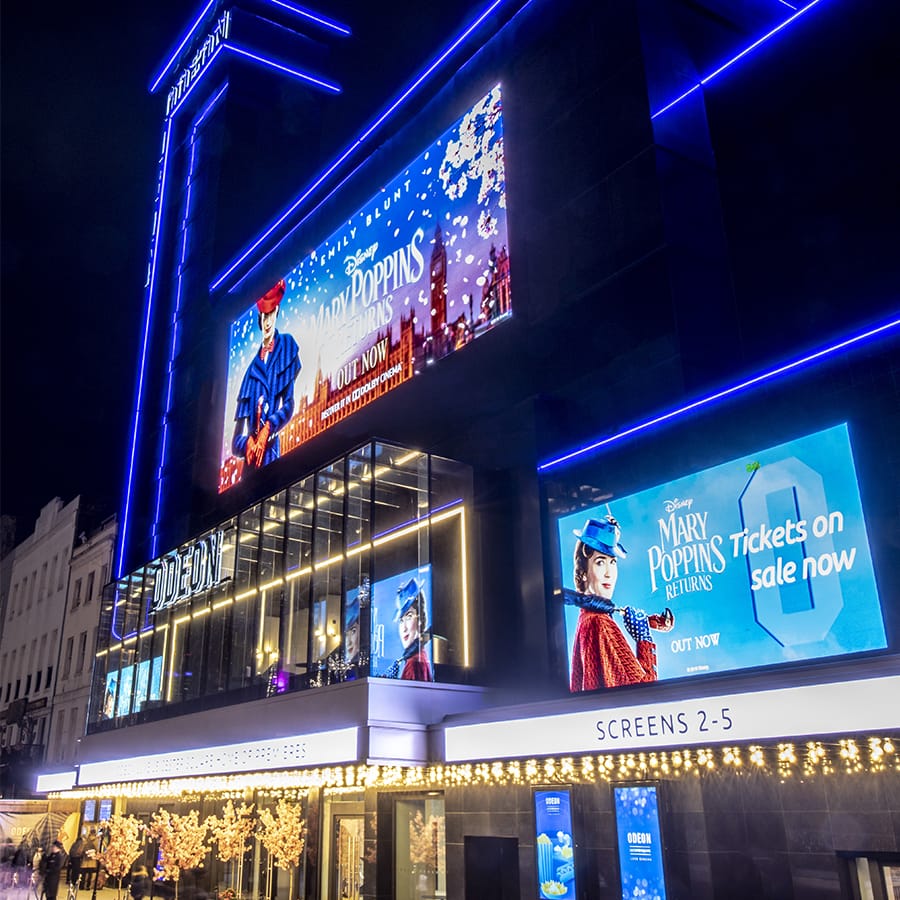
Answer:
[331,814,364,900]
[463,836,520,900]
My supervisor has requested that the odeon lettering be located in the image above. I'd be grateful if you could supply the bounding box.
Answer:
[151,531,224,613]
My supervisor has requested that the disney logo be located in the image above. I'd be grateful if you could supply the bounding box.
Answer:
[663,498,694,513]
[344,243,379,276]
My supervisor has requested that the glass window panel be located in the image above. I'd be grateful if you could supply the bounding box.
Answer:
[257,584,282,687]
[180,606,210,702]
[284,478,314,686]
[236,504,261,591]
[311,461,345,671]
[260,491,286,584]
[211,521,237,606]
[229,589,258,690]
[314,460,346,563]
[206,604,231,695]
[394,796,446,900]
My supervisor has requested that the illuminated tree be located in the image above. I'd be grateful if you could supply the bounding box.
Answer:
[408,810,445,892]
[256,799,305,900]
[206,801,256,898]
[147,809,208,900]
[97,814,145,900]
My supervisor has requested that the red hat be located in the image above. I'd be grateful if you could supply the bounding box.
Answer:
[256,279,286,314]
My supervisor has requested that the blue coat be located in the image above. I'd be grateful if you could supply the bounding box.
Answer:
[232,330,301,467]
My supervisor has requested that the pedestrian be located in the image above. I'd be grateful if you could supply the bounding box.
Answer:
[41,841,66,900]
[67,836,85,889]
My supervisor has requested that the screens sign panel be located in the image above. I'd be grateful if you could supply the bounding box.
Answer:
[614,785,667,900]
[533,789,577,899]
[220,86,510,492]
[369,565,433,681]
[556,424,886,692]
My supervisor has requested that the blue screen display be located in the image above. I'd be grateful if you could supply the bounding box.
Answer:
[534,789,577,899]
[367,564,433,681]
[614,785,666,900]
[556,423,886,691]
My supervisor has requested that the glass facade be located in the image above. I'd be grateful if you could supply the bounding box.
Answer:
[89,442,473,731]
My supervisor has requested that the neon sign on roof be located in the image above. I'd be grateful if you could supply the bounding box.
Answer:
[166,11,231,115]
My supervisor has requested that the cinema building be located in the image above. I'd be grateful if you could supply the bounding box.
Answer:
[38,0,898,898]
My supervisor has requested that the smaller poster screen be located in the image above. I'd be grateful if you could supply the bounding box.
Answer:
[83,800,96,823]
[614,785,667,900]
[533,789,577,899]
[556,424,886,692]
[102,656,164,719]
[369,565,433,681]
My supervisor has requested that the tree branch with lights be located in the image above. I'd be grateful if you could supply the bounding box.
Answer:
[147,810,209,900]
[97,814,145,900]
[256,799,306,900]
[206,801,255,899]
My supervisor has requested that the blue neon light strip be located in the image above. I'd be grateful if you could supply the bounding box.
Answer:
[150,0,350,94]
[124,34,344,575]
[538,317,900,472]
[117,118,175,577]
[651,0,826,119]
[150,0,217,94]
[264,0,351,36]
[152,82,230,558]
[210,0,514,292]
[165,41,339,121]
[225,43,341,93]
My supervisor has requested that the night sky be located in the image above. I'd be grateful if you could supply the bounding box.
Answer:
[2,1,198,533]
[0,0,478,537]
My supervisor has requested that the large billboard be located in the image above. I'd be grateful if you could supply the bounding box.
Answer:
[220,86,510,492]
[555,424,886,692]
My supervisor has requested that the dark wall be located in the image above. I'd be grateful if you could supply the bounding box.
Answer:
[432,766,900,900]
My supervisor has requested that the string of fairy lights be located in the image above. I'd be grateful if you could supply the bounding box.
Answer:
[50,736,897,801]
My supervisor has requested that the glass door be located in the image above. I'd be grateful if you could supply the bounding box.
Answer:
[331,814,364,900]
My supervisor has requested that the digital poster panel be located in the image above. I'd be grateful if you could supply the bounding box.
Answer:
[368,565,433,681]
[102,656,163,719]
[556,423,886,693]
[533,789,577,899]
[613,785,667,900]
[220,86,510,492]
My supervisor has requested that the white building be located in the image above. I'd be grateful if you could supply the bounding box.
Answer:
[0,497,79,795]
[45,516,116,769]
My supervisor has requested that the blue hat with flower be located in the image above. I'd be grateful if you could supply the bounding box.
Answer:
[573,516,627,558]
[393,577,424,621]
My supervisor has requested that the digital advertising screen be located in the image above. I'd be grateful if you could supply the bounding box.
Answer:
[102,656,163,719]
[219,86,511,492]
[556,423,886,692]
[533,789,577,899]
[368,565,433,681]
[102,671,119,719]
[614,785,667,900]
